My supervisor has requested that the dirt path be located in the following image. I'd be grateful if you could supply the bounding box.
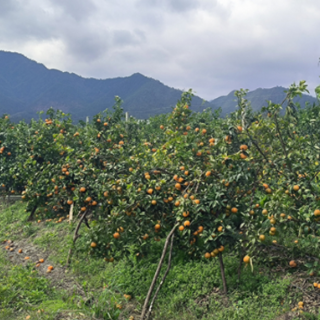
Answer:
[1,237,98,320]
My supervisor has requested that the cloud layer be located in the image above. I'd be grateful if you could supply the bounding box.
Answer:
[1,0,319,100]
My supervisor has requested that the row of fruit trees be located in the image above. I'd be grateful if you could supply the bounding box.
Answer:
[1,81,320,319]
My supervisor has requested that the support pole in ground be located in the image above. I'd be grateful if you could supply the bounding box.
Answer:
[145,233,175,320]
[237,249,245,288]
[141,224,178,320]
[66,210,90,267]
[69,203,74,224]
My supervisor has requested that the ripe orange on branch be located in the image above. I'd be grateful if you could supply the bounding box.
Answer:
[184,221,191,227]
[240,144,248,151]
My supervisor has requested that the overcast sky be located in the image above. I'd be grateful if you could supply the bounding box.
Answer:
[1,0,320,100]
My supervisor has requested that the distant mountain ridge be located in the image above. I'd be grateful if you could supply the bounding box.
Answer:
[0,50,318,122]
[211,86,318,115]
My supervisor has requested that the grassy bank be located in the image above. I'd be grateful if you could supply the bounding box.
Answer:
[1,201,319,320]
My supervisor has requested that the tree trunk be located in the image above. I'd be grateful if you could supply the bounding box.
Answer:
[27,205,38,222]
[218,253,227,294]
[66,210,90,267]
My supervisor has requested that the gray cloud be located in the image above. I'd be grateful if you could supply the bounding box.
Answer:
[0,0,319,100]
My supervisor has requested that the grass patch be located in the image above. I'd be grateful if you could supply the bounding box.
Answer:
[1,202,320,319]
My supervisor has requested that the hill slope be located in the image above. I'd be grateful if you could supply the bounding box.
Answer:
[0,51,210,122]
[0,50,318,121]
[211,86,318,116]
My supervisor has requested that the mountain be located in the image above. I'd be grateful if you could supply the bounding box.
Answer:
[0,50,318,122]
[0,51,211,122]
[211,87,318,116]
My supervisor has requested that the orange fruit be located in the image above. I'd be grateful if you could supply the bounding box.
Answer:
[289,260,297,268]
[39,258,44,263]
[217,226,223,232]
[183,211,189,217]
[205,171,211,177]
[240,144,248,151]
[314,209,320,216]
[113,232,120,239]
[47,265,54,270]
[91,242,97,248]
[259,235,265,241]
[293,185,300,191]
[184,220,191,227]
[179,226,184,231]
[204,252,211,259]
[80,187,86,192]
[231,207,238,213]
[243,255,250,264]
[151,200,157,205]
[147,188,153,194]
[155,224,161,230]
[270,218,276,225]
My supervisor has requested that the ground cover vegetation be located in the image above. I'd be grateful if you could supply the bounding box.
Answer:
[1,80,320,319]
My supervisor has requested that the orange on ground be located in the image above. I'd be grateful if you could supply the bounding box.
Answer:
[289,260,297,268]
